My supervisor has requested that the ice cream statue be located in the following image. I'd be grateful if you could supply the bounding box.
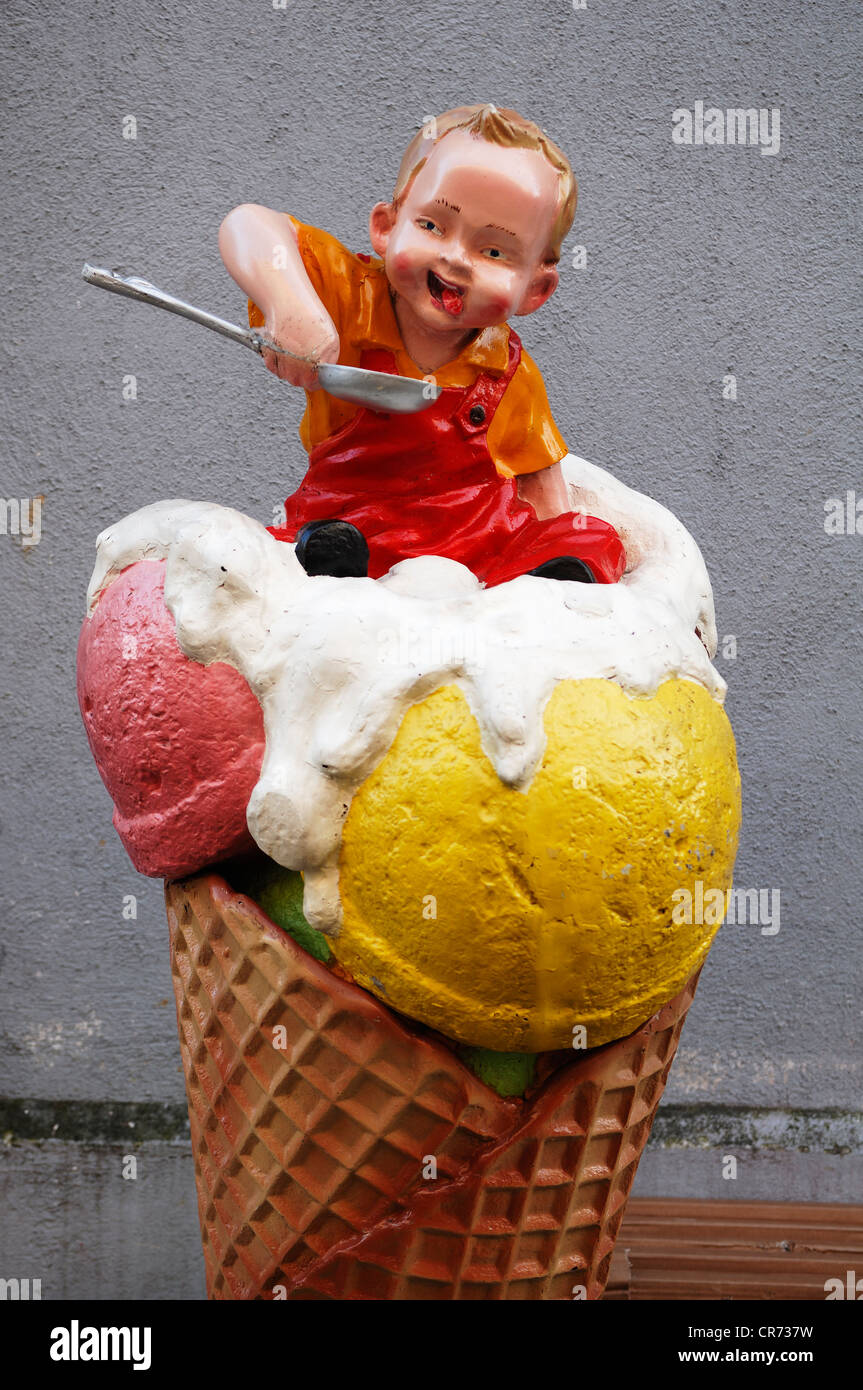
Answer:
[78,104,741,1300]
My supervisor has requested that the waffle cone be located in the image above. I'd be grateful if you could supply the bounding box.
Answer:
[167,872,698,1300]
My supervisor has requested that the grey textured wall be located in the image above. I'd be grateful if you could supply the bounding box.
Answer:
[1,0,860,1297]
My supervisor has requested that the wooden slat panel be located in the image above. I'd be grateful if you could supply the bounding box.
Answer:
[604,1198,863,1300]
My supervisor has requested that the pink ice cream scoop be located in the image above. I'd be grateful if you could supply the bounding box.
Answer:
[77,559,265,878]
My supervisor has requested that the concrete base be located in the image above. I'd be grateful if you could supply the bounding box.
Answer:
[3,1134,861,1300]
[0,1140,204,1301]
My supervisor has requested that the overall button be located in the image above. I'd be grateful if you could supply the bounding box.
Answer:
[468,405,486,426]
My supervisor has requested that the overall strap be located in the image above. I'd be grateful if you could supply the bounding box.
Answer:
[453,330,522,437]
[359,333,522,437]
[359,347,399,375]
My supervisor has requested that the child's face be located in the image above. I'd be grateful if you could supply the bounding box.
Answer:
[370,129,561,336]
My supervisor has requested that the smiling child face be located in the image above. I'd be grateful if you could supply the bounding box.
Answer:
[370,129,562,346]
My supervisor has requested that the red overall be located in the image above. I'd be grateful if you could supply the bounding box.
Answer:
[268,332,626,587]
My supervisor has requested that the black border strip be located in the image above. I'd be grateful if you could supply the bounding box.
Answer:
[1,1098,861,1152]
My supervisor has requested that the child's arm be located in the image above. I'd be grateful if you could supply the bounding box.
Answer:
[218,204,339,390]
[517,461,570,519]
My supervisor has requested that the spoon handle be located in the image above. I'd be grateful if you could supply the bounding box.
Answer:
[81,263,312,362]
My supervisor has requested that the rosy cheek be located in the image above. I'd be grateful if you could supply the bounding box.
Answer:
[487,294,511,319]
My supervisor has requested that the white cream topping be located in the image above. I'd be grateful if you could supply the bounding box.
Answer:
[86,454,725,934]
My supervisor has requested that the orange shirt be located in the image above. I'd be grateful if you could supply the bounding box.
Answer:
[248,220,567,479]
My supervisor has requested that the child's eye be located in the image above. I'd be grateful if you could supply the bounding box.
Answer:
[417,218,441,234]
[482,247,505,260]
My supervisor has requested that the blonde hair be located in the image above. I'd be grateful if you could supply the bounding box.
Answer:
[392,104,577,264]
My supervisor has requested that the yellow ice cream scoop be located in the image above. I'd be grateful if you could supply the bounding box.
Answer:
[332,676,741,1052]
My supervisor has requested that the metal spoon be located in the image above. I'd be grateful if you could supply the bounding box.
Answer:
[81,264,441,414]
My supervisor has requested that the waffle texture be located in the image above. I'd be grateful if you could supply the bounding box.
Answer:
[167,872,698,1300]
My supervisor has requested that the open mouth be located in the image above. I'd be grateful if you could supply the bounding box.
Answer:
[427,270,465,317]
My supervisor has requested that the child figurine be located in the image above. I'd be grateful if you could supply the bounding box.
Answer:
[219,103,626,587]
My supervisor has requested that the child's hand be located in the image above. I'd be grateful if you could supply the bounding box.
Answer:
[219,203,340,392]
[517,461,571,519]
[260,311,340,392]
